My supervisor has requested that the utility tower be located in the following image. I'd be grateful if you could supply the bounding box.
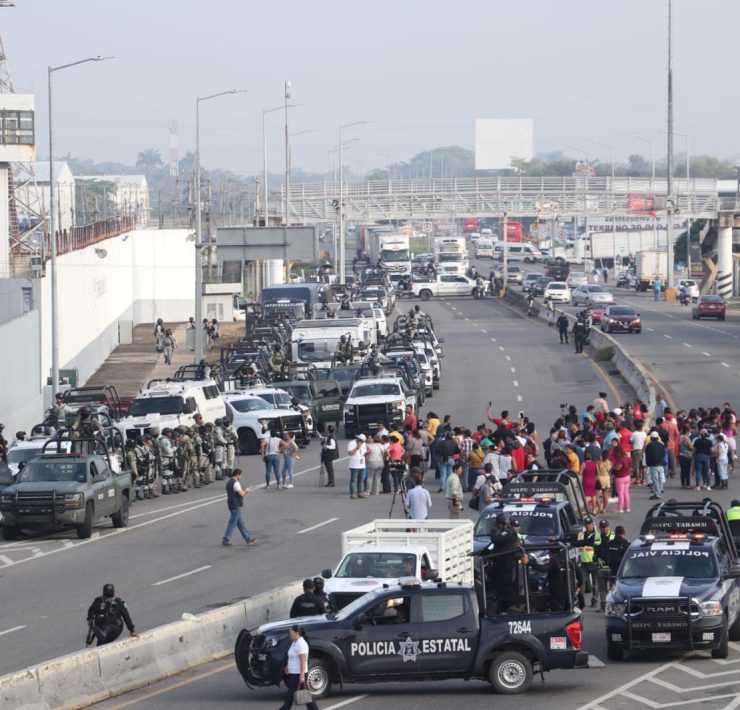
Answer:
[0,5,46,275]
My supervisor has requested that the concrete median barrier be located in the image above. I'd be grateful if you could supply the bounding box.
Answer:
[0,581,302,710]
[503,289,656,415]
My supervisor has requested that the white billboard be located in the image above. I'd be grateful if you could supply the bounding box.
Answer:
[475,118,533,170]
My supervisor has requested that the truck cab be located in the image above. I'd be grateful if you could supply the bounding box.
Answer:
[291,318,373,368]
[605,499,740,660]
[342,376,416,438]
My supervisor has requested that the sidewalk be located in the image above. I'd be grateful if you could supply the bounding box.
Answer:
[84,323,196,397]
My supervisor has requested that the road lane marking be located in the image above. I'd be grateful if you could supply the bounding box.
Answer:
[505,355,511,361]
[722,362,730,367]
[0,625,26,637]
[512,380,519,387]
[472,322,478,327]
[516,395,523,402]
[499,346,504,351]
[703,352,711,357]
[510,367,516,373]
[325,697,369,710]
[647,327,655,332]
[130,493,225,519]
[464,317,469,321]
[490,337,496,342]
[664,334,673,339]
[152,565,211,586]
[0,555,14,566]
[683,342,692,347]
[481,329,487,333]
[297,517,339,534]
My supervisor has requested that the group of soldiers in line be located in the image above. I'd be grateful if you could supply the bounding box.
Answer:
[125,416,239,497]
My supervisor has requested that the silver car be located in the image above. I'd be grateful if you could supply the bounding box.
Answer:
[571,284,614,306]
[566,271,588,289]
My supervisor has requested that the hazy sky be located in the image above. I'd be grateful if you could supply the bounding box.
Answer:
[4,0,740,177]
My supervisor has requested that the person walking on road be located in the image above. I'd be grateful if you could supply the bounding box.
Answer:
[319,426,338,487]
[348,434,367,499]
[162,328,176,365]
[612,445,632,513]
[221,469,257,546]
[653,277,662,301]
[279,625,320,710]
[444,463,463,518]
[556,313,569,344]
[644,431,666,499]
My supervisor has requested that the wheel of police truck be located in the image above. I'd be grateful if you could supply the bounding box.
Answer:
[606,638,623,661]
[488,651,533,694]
[1,525,21,541]
[712,617,729,658]
[77,502,94,539]
[238,428,259,455]
[111,493,129,528]
[305,657,332,699]
[419,289,432,301]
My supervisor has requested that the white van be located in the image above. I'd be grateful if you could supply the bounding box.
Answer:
[475,238,494,259]
[492,242,542,263]
[115,379,227,441]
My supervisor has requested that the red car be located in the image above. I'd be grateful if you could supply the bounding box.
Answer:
[600,305,641,334]
[590,305,605,324]
[692,295,726,321]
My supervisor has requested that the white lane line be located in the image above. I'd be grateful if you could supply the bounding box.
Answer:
[324,695,369,710]
[152,565,211,587]
[510,367,516,373]
[588,655,606,668]
[703,351,712,357]
[499,346,505,351]
[297,517,339,535]
[505,355,511,361]
[664,334,673,339]
[0,555,14,566]
[516,395,523,402]
[683,342,692,347]
[722,362,730,368]
[472,322,478,327]
[0,625,26,637]
[647,327,655,332]
[481,329,487,334]
[129,493,225,519]
[464,317,469,321]
[490,337,496,343]
[451,306,457,311]
[512,380,519,387]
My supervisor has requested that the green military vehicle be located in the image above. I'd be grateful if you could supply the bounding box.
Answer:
[278,378,344,432]
[0,435,132,541]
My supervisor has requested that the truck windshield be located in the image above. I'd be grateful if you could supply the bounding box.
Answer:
[381,248,410,262]
[7,447,44,466]
[229,398,275,413]
[129,396,185,417]
[18,460,87,483]
[282,383,311,402]
[297,339,341,362]
[335,552,416,579]
[620,549,717,578]
[351,383,401,398]
[437,253,463,262]
[475,510,558,538]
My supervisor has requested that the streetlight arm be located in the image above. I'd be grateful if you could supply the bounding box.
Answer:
[49,55,115,73]
[198,89,247,104]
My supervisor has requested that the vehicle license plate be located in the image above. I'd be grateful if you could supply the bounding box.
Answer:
[652,633,671,643]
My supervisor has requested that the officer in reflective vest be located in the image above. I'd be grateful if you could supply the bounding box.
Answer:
[728,500,740,522]
[574,517,601,608]
[594,519,616,611]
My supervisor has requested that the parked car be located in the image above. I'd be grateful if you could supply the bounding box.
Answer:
[543,281,571,303]
[522,272,544,293]
[692,295,726,321]
[571,284,614,307]
[566,271,588,289]
[600,305,641,334]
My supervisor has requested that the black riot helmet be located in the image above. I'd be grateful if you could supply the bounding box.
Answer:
[495,512,512,527]
[79,407,91,419]
[103,583,115,598]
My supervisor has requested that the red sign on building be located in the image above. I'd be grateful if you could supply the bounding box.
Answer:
[628,194,656,216]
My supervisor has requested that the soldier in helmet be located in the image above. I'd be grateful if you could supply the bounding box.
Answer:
[158,428,176,494]
[125,439,141,499]
[180,426,199,489]
[213,419,227,480]
[71,407,104,449]
[478,512,526,613]
[141,434,159,498]
[222,419,238,478]
[335,334,353,365]
[269,344,286,377]
[86,583,138,647]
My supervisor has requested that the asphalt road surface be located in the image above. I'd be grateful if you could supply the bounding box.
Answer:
[1,294,627,679]
[79,292,740,710]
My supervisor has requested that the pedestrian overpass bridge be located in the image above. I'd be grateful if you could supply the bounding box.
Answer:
[280,176,722,223]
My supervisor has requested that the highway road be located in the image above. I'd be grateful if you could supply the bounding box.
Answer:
[86,289,740,709]
[0,294,628,679]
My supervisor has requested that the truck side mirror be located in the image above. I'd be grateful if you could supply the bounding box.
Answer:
[321,568,332,579]
[425,568,439,581]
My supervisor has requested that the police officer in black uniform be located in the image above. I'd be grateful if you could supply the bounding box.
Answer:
[605,525,630,577]
[573,316,588,354]
[86,584,139,646]
[478,512,525,613]
[289,578,326,618]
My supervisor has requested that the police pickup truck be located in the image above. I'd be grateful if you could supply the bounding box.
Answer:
[605,499,740,660]
[236,546,588,700]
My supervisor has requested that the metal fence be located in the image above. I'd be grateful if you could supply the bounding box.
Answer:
[44,216,136,258]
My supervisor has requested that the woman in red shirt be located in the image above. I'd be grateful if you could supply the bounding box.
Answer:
[581,452,598,514]
[611,445,632,513]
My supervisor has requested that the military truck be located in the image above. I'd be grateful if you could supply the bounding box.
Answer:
[0,435,132,541]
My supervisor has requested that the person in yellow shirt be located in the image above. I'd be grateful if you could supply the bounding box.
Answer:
[565,444,581,474]
[425,412,441,437]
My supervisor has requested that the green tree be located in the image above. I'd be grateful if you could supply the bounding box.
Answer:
[136,148,164,178]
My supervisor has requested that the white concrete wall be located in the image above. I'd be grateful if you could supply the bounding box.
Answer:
[38,227,194,392]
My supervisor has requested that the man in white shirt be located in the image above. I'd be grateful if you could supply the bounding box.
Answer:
[629,420,647,484]
[261,431,285,489]
[348,434,367,499]
[483,446,501,479]
[405,475,432,520]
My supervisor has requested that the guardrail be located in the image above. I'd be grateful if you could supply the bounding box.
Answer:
[503,290,656,415]
[0,580,302,710]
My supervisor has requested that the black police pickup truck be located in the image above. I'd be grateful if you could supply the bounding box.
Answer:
[236,562,588,699]
[605,499,740,660]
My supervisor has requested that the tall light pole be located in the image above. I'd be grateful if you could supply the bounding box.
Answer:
[48,55,113,397]
[338,121,369,282]
[195,89,247,362]
[675,131,690,275]
[284,80,291,227]
[633,135,657,250]
[666,0,676,289]
[591,140,616,268]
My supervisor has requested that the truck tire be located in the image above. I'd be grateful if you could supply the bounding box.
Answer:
[111,493,130,528]
[77,502,94,539]
[305,657,333,699]
[419,289,432,301]
[1,525,21,541]
[488,651,533,694]
[712,618,730,658]
[238,428,259,455]
[606,638,623,661]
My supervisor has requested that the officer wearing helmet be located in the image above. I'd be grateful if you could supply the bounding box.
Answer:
[158,428,176,494]
[213,418,227,480]
[335,334,353,365]
[86,583,139,646]
[71,407,104,442]
[478,512,525,613]
[270,344,286,375]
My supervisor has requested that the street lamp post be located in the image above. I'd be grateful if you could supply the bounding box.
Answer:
[666,0,676,289]
[195,89,247,362]
[284,80,291,228]
[338,121,369,282]
[48,55,113,397]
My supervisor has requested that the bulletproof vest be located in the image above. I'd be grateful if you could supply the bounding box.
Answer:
[92,597,124,626]
[226,477,243,509]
